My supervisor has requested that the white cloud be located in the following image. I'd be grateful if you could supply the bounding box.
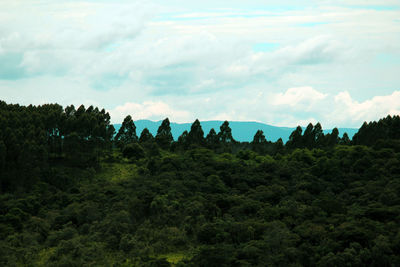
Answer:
[0,1,153,77]
[275,35,344,65]
[216,35,346,84]
[321,0,400,6]
[272,117,319,127]
[109,101,191,123]
[332,91,400,125]
[269,88,400,127]
[0,32,22,53]
[272,86,327,110]
[0,0,399,130]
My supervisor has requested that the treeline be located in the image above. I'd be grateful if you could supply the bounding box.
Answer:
[0,101,114,191]
[117,118,346,156]
[353,115,400,146]
[114,115,399,160]
[1,99,400,192]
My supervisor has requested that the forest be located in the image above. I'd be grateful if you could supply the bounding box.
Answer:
[0,100,400,266]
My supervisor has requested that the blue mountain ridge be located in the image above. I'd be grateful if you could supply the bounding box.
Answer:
[114,120,358,143]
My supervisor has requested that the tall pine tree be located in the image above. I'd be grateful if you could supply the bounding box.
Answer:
[115,115,138,149]
[155,118,173,149]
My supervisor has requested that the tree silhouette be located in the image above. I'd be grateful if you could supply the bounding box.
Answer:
[340,132,351,145]
[326,128,339,147]
[155,118,173,149]
[312,122,324,147]
[287,126,303,148]
[218,121,235,143]
[252,130,267,153]
[206,128,219,149]
[139,128,154,143]
[252,130,267,144]
[177,130,189,150]
[188,119,204,146]
[115,115,138,149]
[303,123,314,148]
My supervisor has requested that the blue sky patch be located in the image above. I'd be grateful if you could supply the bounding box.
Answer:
[252,43,280,52]
[296,22,329,27]
[375,53,400,64]
[0,53,26,80]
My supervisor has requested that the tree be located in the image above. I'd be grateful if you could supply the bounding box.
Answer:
[206,128,219,149]
[177,130,189,150]
[0,141,6,191]
[122,143,145,160]
[252,130,266,144]
[115,115,138,148]
[187,119,204,146]
[155,118,173,149]
[303,123,314,148]
[64,132,86,166]
[139,128,159,157]
[75,104,86,118]
[252,130,267,153]
[0,141,6,172]
[218,121,235,143]
[326,128,339,147]
[139,128,154,143]
[286,126,303,149]
[340,132,351,145]
[312,122,324,147]
[352,115,400,145]
[105,124,115,150]
[274,138,284,154]
[301,123,324,148]
[191,244,235,266]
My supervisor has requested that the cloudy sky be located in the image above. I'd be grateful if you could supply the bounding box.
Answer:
[1,0,400,128]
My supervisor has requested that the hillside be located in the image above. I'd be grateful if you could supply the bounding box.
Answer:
[1,101,399,266]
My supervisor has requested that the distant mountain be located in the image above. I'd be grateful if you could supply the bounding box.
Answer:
[114,120,358,143]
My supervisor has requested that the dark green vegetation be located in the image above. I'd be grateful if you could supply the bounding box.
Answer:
[1,100,400,266]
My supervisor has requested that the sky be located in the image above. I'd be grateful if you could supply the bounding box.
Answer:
[0,0,400,128]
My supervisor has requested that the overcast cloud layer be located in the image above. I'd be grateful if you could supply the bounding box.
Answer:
[1,0,400,128]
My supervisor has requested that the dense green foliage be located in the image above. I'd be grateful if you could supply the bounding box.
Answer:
[353,115,400,146]
[1,100,400,266]
[0,101,114,192]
